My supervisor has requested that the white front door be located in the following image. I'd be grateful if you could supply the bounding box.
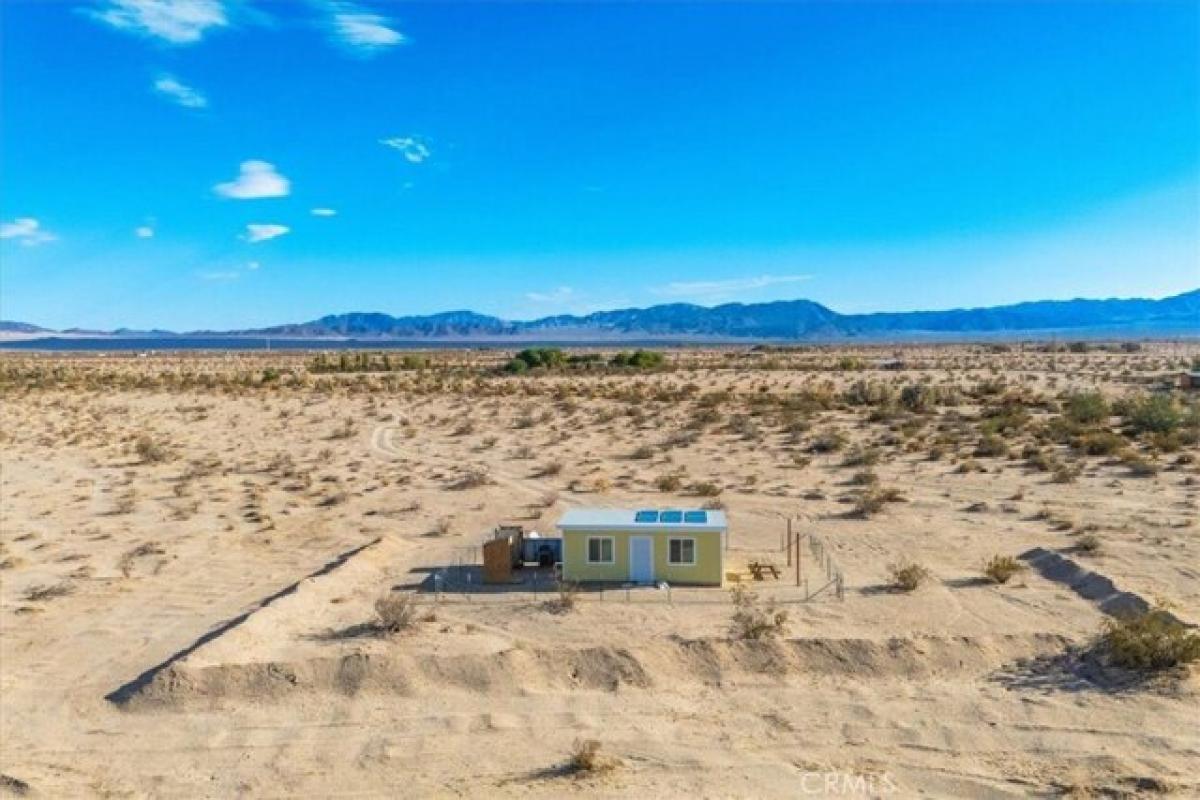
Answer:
[629,536,653,584]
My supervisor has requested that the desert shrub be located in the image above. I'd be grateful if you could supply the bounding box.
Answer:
[1075,430,1124,456]
[887,560,930,591]
[982,555,1026,584]
[452,469,492,490]
[899,384,936,412]
[843,379,893,407]
[690,481,722,497]
[979,404,1029,436]
[1024,449,1057,472]
[610,349,665,369]
[849,470,878,486]
[545,580,580,613]
[374,593,418,633]
[1101,604,1200,671]
[851,486,904,517]
[505,347,567,373]
[808,430,846,453]
[655,473,683,492]
[1123,394,1180,435]
[537,461,564,477]
[630,445,655,460]
[1075,533,1102,554]
[1051,464,1079,484]
[1064,391,1109,425]
[974,434,1009,458]
[841,446,880,467]
[567,738,615,773]
[23,582,74,602]
[728,585,789,640]
[1125,455,1159,477]
[134,435,171,464]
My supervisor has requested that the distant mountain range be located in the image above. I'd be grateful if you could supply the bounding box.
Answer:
[3,289,1197,342]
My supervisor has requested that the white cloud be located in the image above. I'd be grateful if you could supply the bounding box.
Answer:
[525,286,575,304]
[89,0,228,44]
[652,274,813,300]
[135,225,155,238]
[246,260,260,270]
[0,218,57,246]
[243,223,290,243]
[380,136,430,164]
[329,3,405,54]
[153,74,207,108]
[214,160,290,199]
[311,207,337,217]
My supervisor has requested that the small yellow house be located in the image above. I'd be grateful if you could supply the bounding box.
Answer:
[558,508,727,586]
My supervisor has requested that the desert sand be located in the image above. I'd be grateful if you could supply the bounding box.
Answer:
[1,343,1197,798]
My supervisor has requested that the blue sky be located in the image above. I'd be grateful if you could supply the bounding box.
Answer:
[1,0,1197,330]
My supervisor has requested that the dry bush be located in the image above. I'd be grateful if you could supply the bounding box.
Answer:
[23,582,74,602]
[134,435,171,464]
[841,445,880,467]
[849,469,878,486]
[887,560,931,592]
[982,554,1026,584]
[690,481,722,497]
[537,461,564,477]
[630,445,655,460]
[808,430,846,453]
[655,473,683,492]
[1075,532,1102,554]
[728,585,789,640]
[567,738,616,774]
[1123,454,1159,478]
[974,434,1009,458]
[851,486,904,518]
[114,488,137,515]
[374,593,418,633]
[545,580,580,614]
[452,468,492,490]
[1101,604,1200,671]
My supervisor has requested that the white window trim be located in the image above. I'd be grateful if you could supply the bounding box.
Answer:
[667,536,697,566]
[586,536,615,564]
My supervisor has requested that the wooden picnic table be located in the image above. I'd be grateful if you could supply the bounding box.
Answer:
[747,561,781,581]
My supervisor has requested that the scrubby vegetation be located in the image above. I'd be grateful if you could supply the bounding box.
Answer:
[374,593,419,633]
[1100,604,1200,671]
[503,347,666,373]
[729,585,789,639]
[982,555,1026,584]
[888,560,931,592]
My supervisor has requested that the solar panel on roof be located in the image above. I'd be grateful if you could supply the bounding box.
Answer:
[660,510,683,523]
[684,510,707,523]
[634,510,659,523]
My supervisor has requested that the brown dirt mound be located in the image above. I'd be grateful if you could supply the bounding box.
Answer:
[120,633,1069,710]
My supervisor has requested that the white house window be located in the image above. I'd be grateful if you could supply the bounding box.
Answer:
[668,537,695,565]
[587,537,615,564]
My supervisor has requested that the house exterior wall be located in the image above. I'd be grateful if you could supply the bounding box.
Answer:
[560,528,723,585]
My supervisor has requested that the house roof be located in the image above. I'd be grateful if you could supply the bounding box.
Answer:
[557,507,727,533]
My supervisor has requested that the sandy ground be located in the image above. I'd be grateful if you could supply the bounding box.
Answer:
[1,344,1197,798]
